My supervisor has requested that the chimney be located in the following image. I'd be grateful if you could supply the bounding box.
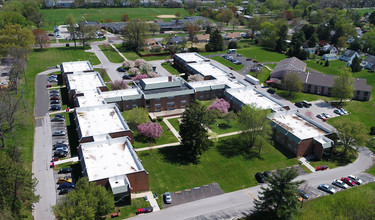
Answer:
[168,76,172,82]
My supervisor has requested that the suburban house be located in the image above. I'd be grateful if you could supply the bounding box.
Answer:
[339,49,360,63]
[270,57,372,101]
[269,110,334,160]
[322,53,338,61]
[169,36,185,45]
[304,47,317,54]
[322,45,338,54]
[355,27,363,37]
[78,137,149,204]
[224,32,242,41]
[361,55,375,70]
[145,39,157,46]
[194,34,210,43]
[101,22,126,34]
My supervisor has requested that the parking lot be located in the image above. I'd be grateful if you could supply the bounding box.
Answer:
[164,183,224,208]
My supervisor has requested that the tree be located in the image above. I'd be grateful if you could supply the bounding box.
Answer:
[123,107,149,128]
[349,39,363,52]
[207,98,230,114]
[275,24,288,53]
[33,29,50,50]
[0,91,21,149]
[0,11,28,29]
[139,63,153,74]
[110,80,129,90]
[123,60,135,69]
[179,102,212,163]
[122,19,149,51]
[138,122,163,139]
[149,23,160,36]
[332,119,368,156]
[8,48,29,91]
[368,11,375,26]
[337,36,347,49]
[228,41,237,49]
[129,67,140,75]
[325,60,330,66]
[131,74,148,81]
[331,68,354,104]
[247,15,265,38]
[229,18,239,31]
[216,9,234,25]
[185,23,199,47]
[121,14,129,22]
[254,168,305,219]
[65,14,77,48]
[362,29,375,54]
[281,73,303,96]
[237,104,271,154]
[135,58,146,67]
[53,178,114,219]
[205,28,223,52]
[350,56,362,72]
[0,24,34,56]
[188,74,204,82]
[259,21,278,49]
[77,22,97,49]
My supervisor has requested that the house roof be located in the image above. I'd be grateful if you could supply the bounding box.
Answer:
[195,34,210,41]
[328,45,336,51]
[225,32,241,39]
[171,36,184,43]
[341,49,357,58]
[145,39,157,45]
[364,55,375,64]
[271,57,307,78]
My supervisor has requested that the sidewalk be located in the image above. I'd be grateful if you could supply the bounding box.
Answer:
[131,191,160,212]
[110,43,127,61]
[299,157,316,173]
[163,117,181,140]
[54,156,79,165]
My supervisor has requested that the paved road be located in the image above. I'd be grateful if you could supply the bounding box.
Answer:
[130,147,374,220]
[147,60,173,77]
[90,44,123,81]
[33,69,61,220]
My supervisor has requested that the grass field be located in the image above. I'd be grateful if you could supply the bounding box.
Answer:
[355,8,374,16]
[167,118,180,132]
[207,118,242,135]
[275,90,337,103]
[41,8,192,30]
[161,62,181,75]
[131,121,178,149]
[294,182,375,219]
[113,44,172,61]
[211,56,244,71]
[99,44,124,63]
[6,47,99,168]
[138,135,297,196]
[249,64,276,83]
[237,46,287,62]
[105,198,150,219]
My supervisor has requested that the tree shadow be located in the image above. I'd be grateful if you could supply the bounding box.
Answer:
[216,137,263,160]
[134,135,156,144]
[67,113,79,157]
[218,123,231,129]
[272,140,296,159]
[158,145,197,165]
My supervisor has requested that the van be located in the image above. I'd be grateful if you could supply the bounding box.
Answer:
[227,49,237,54]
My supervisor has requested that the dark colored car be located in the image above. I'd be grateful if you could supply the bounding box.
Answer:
[53,143,68,150]
[122,74,131,79]
[59,168,73,174]
[58,182,75,190]
[50,96,60,100]
[137,207,153,214]
[50,89,60,94]
[50,93,60,97]
[46,83,52,88]
[246,58,253,61]
[50,105,61,111]
[52,130,65,136]
[301,100,312,108]
[263,171,272,178]
[50,100,60,105]
[117,67,126,72]
[298,189,311,200]
[55,114,65,119]
[267,88,275,94]
[48,33,54,36]
[51,117,64,122]
[55,146,69,153]
[255,172,266,183]
[295,102,303,108]
[54,151,67,158]
[59,187,73,195]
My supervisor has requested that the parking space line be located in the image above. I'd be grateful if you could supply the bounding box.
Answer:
[35,116,44,120]
[245,189,258,201]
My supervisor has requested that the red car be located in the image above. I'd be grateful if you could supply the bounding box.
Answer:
[246,58,253,61]
[229,66,234,70]
[46,83,52,88]
[316,165,328,171]
[341,177,355,186]
[50,96,60,100]
[137,207,153,214]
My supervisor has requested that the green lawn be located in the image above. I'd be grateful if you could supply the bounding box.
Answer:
[94,68,111,82]
[211,56,244,71]
[132,121,178,149]
[138,135,297,196]
[294,182,375,220]
[355,8,374,16]
[41,8,193,30]
[275,90,337,103]
[167,118,180,132]
[99,45,124,63]
[237,46,287,62]
[207,118,242,135]
[161,62,181,75]
[6,47,100,168]
[104,198,150,219]
[114,44,171,61]
[249,64,276,83]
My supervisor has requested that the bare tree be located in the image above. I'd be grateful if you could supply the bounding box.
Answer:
[0,90,21,149]
[77,22,97,49]
[9,48,29,91]
[65,14,77,48]
[33,29,50,50]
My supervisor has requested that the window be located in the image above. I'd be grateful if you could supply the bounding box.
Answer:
[155,104,161,108]
[167,102,175,110]
[167,102,175,106]
[154,98,161,102]
[364,92,369,97]
[132,104,137,108]
[181,100,186,106]
[167,96,174,100]
[357,91,360,95]
[181,95,187,99]
[199,95,204,100]
[126,105,129,109]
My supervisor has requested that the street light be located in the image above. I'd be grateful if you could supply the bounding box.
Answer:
[216,124,219,134]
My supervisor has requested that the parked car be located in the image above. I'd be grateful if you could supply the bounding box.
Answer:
[316,165,328,171]
[55,146,69,153]
[53,143,68,149]
[301,100,312,108]
[348,175,363,185]
[237,54,243,57]
[58,182,74,190]
[117,67,126,72]
[339,108,348,115]
[229,66,233,70]
[246,58,253,61]
[255,172,266,183]
[332,179,349,189]
[59,168,73,174]
[295,102,303,108]
[122,74,131,80]
[50,100,60,105]
[267,88,275,94]
[54,151,67,158]
[137,207,153,214]
[316,114,326,120]
[50,96,60,100]
[51,117,64,122]
[163,192,172,204]
[50,105,61,111]
[50,92,60,97]
[59,187,73,195]
[55,114,65,119]
[46,83,51,88]
[50,89,60,94]
[251,66,260,72]
[57,177,72,184]
[341,177,355,186]
[321,113,331,118]
[298,189,311,200]
[52,131,65,136]
[318,184,336,194]
[48,33,54,36]
[48,78,58,83]
[334,109,344,115]
[263,171,272,178]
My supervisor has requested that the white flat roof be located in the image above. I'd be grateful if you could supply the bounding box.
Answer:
[227,87,281,110]
[189,63,228,78]
[81,137,143,182]
[175,53,208,63]
[188,79,226,88]
[67,72,105,93]
[140,76,169,85]
[75,104,129,139]
[76,90,106,107]
[61,61,93,73]
[271,113,328,140]
[100,88,141,99]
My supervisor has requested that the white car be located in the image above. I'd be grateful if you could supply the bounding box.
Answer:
[339,108,348,114]
[332,179,349,189]
[322,113,332,118]
[348,175,363,185]
[163,192,172,204]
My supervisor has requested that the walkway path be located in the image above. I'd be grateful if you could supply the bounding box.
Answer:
[131,191,160,212]
[109,43,127,61]
[163,117,181,140]
[90,44,122,82]
[298,157,316,173]
[54,156,79,165]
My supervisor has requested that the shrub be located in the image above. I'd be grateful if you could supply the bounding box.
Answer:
[189,47,199,52]
[123,60,135,69]
[139,63,153,74]
[138,122,164,139]
[325,60,329,66]
[151,118,156,122]
[228,41,237,49]
[188,74,204,82]
[110,80,129,90]
[124,107,149,128]
[158,117,163,121]
[131,74,148,81]
[147,72,158,78]
[151,47,162,52]
[207,98,230,114]
[129,67,140,75]
[135,59,146,67]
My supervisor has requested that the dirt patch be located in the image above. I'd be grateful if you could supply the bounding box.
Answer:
[157,15,177,18]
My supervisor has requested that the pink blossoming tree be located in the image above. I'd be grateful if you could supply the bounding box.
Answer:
[207,98,230,114]
[132,74,148,81]
[137,122,164,139]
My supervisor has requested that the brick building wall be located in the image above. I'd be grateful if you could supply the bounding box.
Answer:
[147,95,191,112]
[126,171,149,193]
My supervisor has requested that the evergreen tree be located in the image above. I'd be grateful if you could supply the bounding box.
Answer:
[205,28,223,52]
[325,60,330,66]
[275,25,288,53]
[179,102,212,163]
[350,56,362,72]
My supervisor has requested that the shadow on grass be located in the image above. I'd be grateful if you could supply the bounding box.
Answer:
[134,135,156,145]
[67,113,79,157]
[318,147,357,166]
[272,141,296,159]
[218,123,231,129]
[216,137,263,160]
[158,145,198,165]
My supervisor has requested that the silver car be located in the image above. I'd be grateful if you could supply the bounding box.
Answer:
[318,184,336,194]
[163,192,172,204]
[332,179,349,189]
